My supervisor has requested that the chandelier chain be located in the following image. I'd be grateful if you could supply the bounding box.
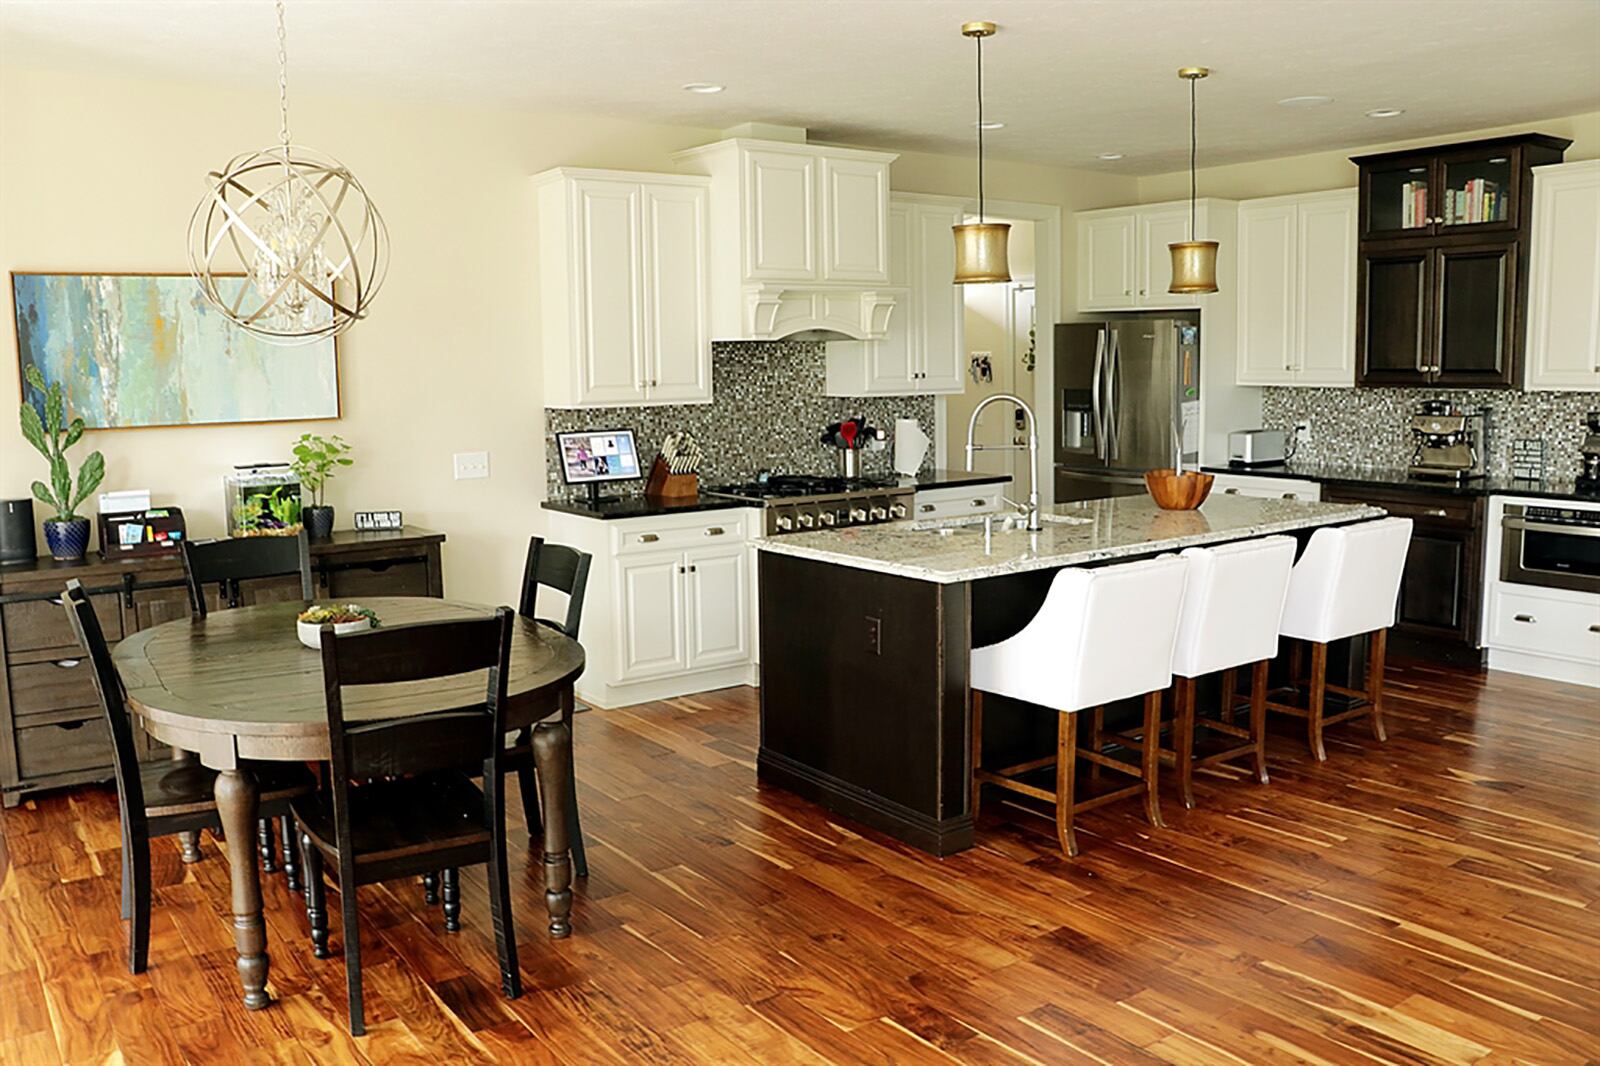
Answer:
[276,0,290,149]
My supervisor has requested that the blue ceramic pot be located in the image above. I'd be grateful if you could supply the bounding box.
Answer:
[44,518,90,561]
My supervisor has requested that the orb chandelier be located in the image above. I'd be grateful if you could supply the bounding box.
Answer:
[953,20,1011,284]
[187,0,388,344]
[1168,66,1219,295]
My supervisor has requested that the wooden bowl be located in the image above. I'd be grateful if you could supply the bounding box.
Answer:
[1143,469,1214,511]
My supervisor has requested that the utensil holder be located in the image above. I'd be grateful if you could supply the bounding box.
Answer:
[838,449,861,479]
[1143,468,1214,510]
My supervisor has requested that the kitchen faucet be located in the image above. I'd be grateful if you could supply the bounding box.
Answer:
[964,393,1041,532]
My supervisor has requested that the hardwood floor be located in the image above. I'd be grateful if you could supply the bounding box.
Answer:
[1,658,1597,1064]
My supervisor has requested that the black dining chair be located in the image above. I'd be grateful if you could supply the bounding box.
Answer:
[61,580,316,974]
[513,535,591,877]
[293,608,520,1035]
[181,530,315,883]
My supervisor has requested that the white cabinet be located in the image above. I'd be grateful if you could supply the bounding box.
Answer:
[617,552,687,679]
[535,168,711,407]
[684,544,750,669]
[1235,189,1357,386]
[912,482,1009,520]
[618,543,748,681]
[824,194,965,396]
[1075,199,1233,311]
[674,138,898,341]
[1524,160,1600,391]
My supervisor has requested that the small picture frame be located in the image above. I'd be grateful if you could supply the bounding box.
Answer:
[353,510,404,531]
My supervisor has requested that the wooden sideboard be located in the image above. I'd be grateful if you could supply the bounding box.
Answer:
[0,527,445,807]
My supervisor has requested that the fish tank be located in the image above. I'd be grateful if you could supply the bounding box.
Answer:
[224,463,304,537]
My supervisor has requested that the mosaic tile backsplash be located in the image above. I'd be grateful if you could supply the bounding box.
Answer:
[1261,386,1600,478]
[545,341,937,499]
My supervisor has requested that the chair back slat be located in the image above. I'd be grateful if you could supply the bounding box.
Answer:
[182,530,313,617]
[61,580,146,819]
[321,618,504,687]
[344,711,495,779]
[519,536,592,638]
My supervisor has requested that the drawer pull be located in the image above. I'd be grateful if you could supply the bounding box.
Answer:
[972,499,988,507]
[638,533,660,543]
[1282,493,1300,500]
[51,659,82,669]
[919,504,935,513]
[1513,614,1536,624]
[703,527,725,537]
[55,720,86,731]
[1224,488,1241,495]
[1590,624,1600,634]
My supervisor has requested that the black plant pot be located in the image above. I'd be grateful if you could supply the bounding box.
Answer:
[304,506,335,540]
[43,518,90,562]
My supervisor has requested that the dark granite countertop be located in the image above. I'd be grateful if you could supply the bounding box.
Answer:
[898,469,1013,491]
[541,494,754,521]
[1202,462,1598,503]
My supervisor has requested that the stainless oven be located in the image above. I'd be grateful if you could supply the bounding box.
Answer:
[1500,503,1600,594]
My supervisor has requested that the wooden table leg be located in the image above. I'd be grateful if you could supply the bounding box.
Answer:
[532,718,573,939]
[214,767,270,1009]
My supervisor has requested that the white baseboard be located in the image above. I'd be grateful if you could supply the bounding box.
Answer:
[1486,647,1600,689]
[578,663,759,710]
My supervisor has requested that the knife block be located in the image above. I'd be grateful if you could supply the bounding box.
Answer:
[645,456,699,500]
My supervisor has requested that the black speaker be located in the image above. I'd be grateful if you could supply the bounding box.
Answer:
[1,499,37,565]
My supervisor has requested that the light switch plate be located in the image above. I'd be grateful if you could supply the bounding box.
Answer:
[453,451,490,480]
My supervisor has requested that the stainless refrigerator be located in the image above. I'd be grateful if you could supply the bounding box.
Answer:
[1054,314,1201,502]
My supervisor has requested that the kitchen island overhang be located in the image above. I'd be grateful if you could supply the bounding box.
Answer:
[755,496,1387,856]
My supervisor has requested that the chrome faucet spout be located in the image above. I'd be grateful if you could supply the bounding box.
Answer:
[964,393,1041,531]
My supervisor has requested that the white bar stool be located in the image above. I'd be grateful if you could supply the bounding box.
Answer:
[1268,518,1414,760]
[970,555,1188,856]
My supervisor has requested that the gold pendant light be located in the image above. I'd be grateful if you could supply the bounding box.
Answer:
[953,20,1011,284]
[1168,66,1219,295]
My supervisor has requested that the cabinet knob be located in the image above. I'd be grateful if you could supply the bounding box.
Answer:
[1123,289,1131,296]
[1513,613,1536,624]
[1139,289,1147,296]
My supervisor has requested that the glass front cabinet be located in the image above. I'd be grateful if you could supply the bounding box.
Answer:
[1354,134,1568,387]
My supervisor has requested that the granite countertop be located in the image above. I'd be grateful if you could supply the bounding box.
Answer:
[1203,461,1598,503]
[541,494,752,520]
[755,495,1385,584]
[898,469,1013,491]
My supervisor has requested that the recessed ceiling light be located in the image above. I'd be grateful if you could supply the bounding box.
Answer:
[1278,95,1333,107]
[975,121,1005,130]
[1097,152,1124,161]
[681,82,724,94]
[1366,107,1405,118]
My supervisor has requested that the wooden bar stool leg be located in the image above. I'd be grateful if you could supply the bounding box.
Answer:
[1088,707,1104,782]
[1307,641,1329,761]
[1289,641,1304,689]
[1250,658,1271,785]
[970,690,984,818]
[1368,629,1389,742]
[1142,691,1165,829]
[1220,667,1237,726]
[1174,678,1196,810]
[1055,710,1078,857]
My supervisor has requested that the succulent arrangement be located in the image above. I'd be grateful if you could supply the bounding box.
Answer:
[297,603,381,627]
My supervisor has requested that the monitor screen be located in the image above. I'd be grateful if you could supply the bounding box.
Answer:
[556,430,642,484]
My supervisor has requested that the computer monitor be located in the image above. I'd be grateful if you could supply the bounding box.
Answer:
[556,429,641,505]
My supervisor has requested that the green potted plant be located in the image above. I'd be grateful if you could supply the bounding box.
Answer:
[290,433,352,539]
[18,366,105,561]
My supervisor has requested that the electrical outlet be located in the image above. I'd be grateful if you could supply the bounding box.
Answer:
[865,615,881,656]
[453,451,490,480]
[1293,421,1312,445]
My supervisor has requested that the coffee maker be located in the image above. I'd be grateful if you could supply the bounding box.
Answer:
[1408,399,1488,481]
[1579,410,1600,491]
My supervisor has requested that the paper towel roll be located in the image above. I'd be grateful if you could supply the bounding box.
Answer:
[893,418,930,475]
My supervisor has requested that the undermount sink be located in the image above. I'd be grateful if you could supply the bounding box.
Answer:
[907,512,1090,534]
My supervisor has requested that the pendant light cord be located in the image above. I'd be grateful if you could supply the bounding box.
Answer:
[975,33,985,224]
[276,0,291,150]
[1188,74,1197,235]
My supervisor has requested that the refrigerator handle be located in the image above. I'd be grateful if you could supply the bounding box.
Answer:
[1091,329,1106,461]
[1106,331,1121,461]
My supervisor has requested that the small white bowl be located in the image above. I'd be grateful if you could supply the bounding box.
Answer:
[297,617,374,649]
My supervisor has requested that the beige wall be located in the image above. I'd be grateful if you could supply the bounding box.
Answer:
[1137,111,1600,202]
[0,58,1130,601]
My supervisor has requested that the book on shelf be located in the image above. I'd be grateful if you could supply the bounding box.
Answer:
[1400,180,1428,228]
[1445,178,1503,225]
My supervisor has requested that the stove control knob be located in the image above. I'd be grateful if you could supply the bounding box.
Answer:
[888,503,908,519]
[849,507,868,522]
[775,515,793,531]
[819,512,837,527]
[869,506,888,521]
[798,513,816,529]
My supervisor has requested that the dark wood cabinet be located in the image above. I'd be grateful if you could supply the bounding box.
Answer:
[1353,133,1567,388]
[0,528,446,807]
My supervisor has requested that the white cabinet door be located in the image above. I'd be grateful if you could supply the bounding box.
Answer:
[1525,161,1600,390]
[616,552,687,681]
[684,545,749,669]
[915,204,964,392]
[743,149,817,282]
[573,180,646,404]
[1137,204,1192,306]
[1236,201,1297,385]
[1078,213,1136,310]
[821,156,890,283]
[641,182,711,402]
[1295,192,1358,386]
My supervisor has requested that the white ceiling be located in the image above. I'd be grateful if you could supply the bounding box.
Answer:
[4,0,1598,174]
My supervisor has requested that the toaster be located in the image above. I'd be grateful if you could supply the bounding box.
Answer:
[1228,429,1287,467]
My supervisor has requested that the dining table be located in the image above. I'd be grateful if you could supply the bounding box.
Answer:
[111,595,586,1010]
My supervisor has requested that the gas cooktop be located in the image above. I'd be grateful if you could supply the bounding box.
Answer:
[705,474,903,502]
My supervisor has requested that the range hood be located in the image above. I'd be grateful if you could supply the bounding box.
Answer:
[672,133,900,344]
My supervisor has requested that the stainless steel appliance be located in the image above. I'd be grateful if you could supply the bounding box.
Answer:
[1408,399,1488,480]
[1227,429,1287,467]
[1500,502,1600,594]
[705,474,912,536]
[1579,410,1600,490]
[1053,315,1200,501]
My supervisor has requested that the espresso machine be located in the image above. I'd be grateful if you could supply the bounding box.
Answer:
[1408,399,1488,481]
[1579,410,1600,491]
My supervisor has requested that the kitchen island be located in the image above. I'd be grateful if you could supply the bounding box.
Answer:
[755,494,1385,855]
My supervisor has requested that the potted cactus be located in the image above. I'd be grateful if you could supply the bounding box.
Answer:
[18,366,105,561]
[290,432,352,540]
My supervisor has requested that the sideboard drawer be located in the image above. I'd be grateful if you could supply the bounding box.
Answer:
[324,558,433,598]
[9,656,98,720]
[16,715,112,781]
[3,591,123,654]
